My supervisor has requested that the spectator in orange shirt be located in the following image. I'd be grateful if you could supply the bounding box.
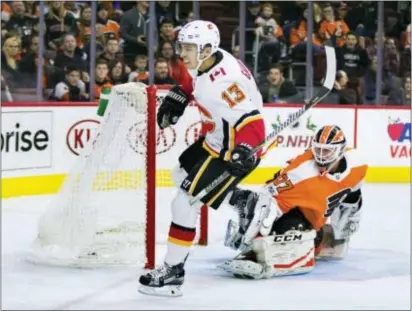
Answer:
[318,3,349,47]
[97,3,120,41]
[128,54,148,82]
[254,3,288,71]
[289,6,323,58]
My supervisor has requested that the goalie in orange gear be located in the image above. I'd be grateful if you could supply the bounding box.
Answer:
[220,125,368,279]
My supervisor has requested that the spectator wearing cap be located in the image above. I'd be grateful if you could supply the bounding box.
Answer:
[44,1,77,51]
[96,3,120,41]
[3,1,38,51]
[51,67,88,102]
[336,32,369,79]
[318,3,349,47]
[120,1,148,65]
[141,58,176,85]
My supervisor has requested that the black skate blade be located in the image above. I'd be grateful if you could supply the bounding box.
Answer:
[138,284,183,297]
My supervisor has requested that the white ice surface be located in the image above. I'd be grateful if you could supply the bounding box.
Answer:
[1,184,410,310]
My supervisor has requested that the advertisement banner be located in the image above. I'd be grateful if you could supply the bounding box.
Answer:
[357,108,411,166]
[259,107,355,166]
[1,111,53,171]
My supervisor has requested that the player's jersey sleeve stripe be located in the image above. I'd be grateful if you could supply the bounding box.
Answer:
[234,110,262,132]
[220,120,235,161]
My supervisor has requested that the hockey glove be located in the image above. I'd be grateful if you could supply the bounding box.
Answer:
[331,199,362,240]
[157,85,189,129]
[227,143,258,178]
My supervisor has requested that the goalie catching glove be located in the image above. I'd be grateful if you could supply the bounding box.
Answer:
[227,143,258,177]
[157,85,190,129]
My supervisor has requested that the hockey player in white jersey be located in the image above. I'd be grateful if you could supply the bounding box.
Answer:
[139,20,270,297]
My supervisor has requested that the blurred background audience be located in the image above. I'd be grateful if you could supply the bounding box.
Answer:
[1,0,410,105]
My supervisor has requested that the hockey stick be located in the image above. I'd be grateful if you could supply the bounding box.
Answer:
[189,46,337,206]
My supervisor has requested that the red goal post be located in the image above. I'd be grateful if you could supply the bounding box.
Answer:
[147,85,209,268]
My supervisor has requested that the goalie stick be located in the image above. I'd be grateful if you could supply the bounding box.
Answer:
[189,45,337,206]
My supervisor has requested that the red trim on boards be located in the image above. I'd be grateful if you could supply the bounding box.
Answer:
[3,101,410,110]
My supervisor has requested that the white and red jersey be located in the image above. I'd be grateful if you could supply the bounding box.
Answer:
[189,48,268,160]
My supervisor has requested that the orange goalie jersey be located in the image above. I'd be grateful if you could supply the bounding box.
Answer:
[266,148,368,231]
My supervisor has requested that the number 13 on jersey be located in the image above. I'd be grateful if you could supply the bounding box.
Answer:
[222,83,246,108]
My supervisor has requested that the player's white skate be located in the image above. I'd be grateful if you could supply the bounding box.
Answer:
[138,262,185,297]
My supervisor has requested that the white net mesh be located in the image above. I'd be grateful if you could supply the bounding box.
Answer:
[27,83,163,268]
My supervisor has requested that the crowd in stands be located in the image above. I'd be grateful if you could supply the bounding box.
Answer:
[1,0,410,105]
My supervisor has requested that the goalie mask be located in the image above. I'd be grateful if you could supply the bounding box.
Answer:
[177,20,220,76]
[311,125,347,174]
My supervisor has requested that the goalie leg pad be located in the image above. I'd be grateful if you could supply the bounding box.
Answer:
[220,230,317,279]
[218,258,265,279]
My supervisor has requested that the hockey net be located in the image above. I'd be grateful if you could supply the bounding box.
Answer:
[27,82,207,269]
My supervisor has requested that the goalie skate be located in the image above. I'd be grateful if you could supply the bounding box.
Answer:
[138,263,185,297]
